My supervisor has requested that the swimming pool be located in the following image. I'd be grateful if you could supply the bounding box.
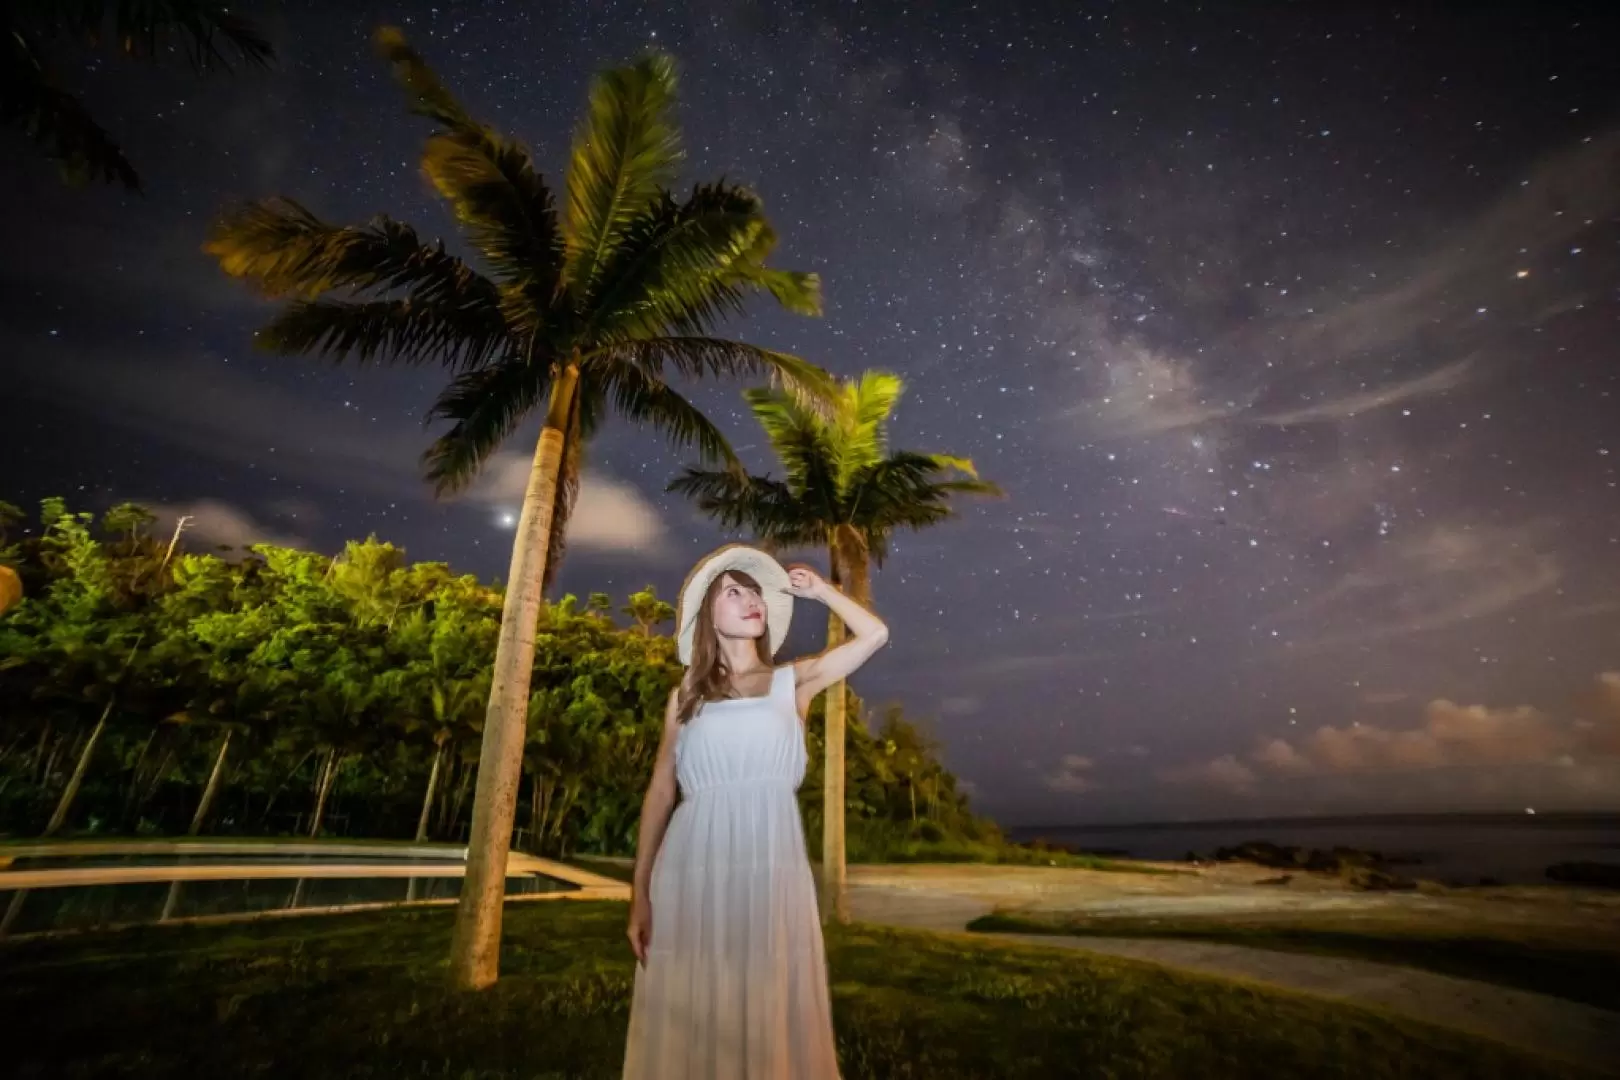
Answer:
[0,840,625,939]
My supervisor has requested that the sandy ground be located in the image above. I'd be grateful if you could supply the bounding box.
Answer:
[847,862,1620,1075]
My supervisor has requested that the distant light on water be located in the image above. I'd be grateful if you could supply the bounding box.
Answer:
[1525,807,1536,815]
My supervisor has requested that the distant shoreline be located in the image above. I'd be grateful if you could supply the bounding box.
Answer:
[1008,810,1620,835]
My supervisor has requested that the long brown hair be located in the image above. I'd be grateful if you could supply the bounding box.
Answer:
[677,570,773,724]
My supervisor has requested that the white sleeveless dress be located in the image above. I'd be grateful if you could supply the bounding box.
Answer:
[622,664,841,1079]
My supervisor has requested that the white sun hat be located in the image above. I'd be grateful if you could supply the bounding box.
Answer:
[675,543,794,665]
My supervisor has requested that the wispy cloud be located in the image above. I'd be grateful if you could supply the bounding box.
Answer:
[1044,754,1097,793]
[141,498,306,551]
[1284,128,1620,365]
[1273,521,1561,646]
[1158,754,1257,794]
[468,451,668,557]
[1249,356,1478,427]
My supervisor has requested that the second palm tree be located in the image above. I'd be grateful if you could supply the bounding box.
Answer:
[669,371,999,922]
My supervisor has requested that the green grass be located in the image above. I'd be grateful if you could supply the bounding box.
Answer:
[967,911,1620,1012]
[0,901,1592,1078]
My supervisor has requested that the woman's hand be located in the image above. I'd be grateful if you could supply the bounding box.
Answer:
[627,893,653,967]
[784,564,829,600]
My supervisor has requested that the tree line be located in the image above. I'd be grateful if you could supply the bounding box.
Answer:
[0,498,992,859]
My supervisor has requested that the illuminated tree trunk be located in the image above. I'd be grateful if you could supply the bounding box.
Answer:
[42,700,112,837]
[189,729,232,836]
[308,749,341,838]
[416,740,444,843]
[449,363,577,991]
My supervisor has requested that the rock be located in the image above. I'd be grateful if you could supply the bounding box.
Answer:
[1341,865,1417,891]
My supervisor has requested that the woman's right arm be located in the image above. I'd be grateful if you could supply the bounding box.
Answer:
[627,687,682,965]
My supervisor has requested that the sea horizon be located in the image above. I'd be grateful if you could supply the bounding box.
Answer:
[1007,809,1620,835]
[1005,810,1620,884]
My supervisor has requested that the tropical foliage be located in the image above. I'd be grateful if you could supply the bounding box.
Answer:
[0,498,992,858]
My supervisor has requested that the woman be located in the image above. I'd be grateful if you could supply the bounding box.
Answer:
[621,544,889,1079]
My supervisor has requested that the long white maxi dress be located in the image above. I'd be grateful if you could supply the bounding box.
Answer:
[622,664,841,1079]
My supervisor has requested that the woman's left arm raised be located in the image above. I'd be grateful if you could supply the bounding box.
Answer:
[785,564,890,703]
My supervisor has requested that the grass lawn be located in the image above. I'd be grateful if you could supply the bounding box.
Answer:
[967,910,1620,1012]
[0,901,1593,1079]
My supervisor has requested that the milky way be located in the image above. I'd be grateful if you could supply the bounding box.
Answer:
[3,1,1619,823]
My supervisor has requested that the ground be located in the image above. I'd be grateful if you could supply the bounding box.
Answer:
[0,898,1598,1079]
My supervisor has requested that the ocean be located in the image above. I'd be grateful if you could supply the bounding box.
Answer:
[1008,813,1620,885]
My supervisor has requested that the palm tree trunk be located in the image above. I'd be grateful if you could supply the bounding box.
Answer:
[188,729,232,836]
[122,724,161,825]
[42,698,115,837]
[820,530,867,925]
[450,362,578,992]
[821,599,848,924]
[449,756,473,836]
[31,721,51,786]
[308,749,340,838]
[416,743,444,843]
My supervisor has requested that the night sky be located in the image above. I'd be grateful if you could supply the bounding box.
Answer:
[4,1,1619,825]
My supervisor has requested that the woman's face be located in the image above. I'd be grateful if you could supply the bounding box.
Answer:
[710,573,767,644]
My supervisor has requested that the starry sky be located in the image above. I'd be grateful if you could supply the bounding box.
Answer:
[4,1,1620,826]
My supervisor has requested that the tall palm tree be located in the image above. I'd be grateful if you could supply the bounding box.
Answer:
[669,371,999,922]
[205,29,830,990]
[2,0,273,190]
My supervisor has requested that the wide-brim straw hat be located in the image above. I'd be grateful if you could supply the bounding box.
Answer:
[675,544,793,665]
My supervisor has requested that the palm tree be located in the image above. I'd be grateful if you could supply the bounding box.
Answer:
[204,30,829,989]
[669,371,1000,922]
[2,0,273,190]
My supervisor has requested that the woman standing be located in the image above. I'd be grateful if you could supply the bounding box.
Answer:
[622,544,889,1079]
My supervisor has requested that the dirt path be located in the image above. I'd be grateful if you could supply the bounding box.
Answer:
[848,864,1620,1075]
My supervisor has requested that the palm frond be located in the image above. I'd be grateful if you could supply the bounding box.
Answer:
[666,469,822,546]
[422,356,552,495]
[563,54,683,299]
[0,34,139,188]
[256,297,507,371]
[206,197,501,306]
[419,134,564,308]
[374,30,565,312]
[372,26,475,130]
[831,371,905,492]
[19,1,275,71]
[742,385,836,490]
[584,182,821,339]
[596,358,737,467]
[846,452,1002,565]
[586,336,832,402]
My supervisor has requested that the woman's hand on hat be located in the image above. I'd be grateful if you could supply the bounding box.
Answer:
[784,564,828,600]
